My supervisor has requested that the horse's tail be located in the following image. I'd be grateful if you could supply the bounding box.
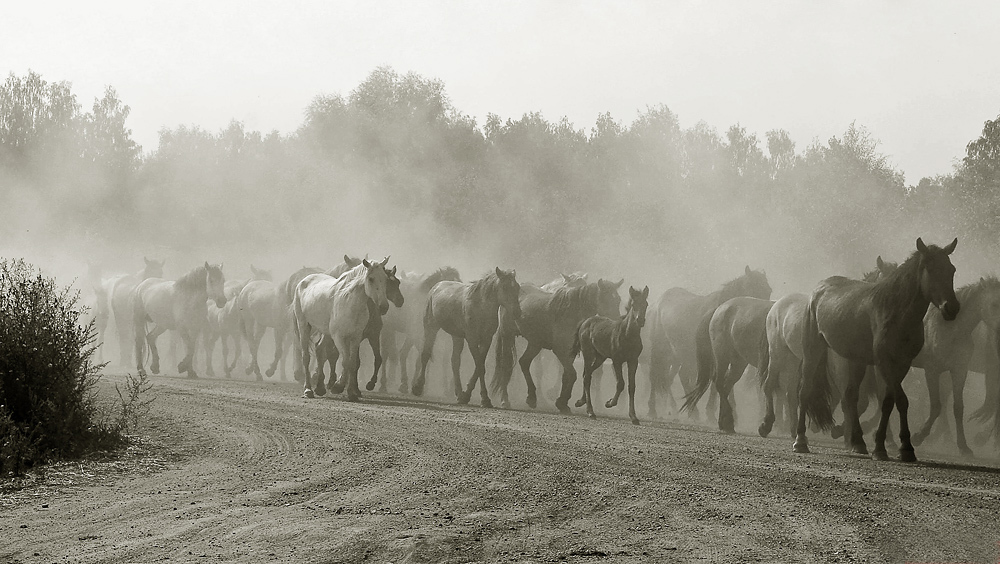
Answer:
[799,297,835,430]
[131,287,148,371]
[682,309,716,411]
[757,322,771,389]
[570,318,586,359]
[489,306,518,397]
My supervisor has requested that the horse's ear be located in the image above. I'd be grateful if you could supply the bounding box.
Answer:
[981,276,986,283]
[615,278,624,289]
[944,237,958,255]
[745,265,751,275]
[511,269,517,279]
[496,266,503,278]
[389,266,397,276]
[381,256,390,266]
[916,237,928,254]
[344,254,351,264]
[643,286,649,298]
[144,256,152,265]
[876,256,885,269]
[204,261,210,269]
[363,259,372,268]
[561,273,570,282]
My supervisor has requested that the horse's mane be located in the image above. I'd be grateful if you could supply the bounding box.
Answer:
[468,273,501,306]
[282,266,323,301]
[420,266,461,293]
[870,249,924,310]
[335,263,369,294]
[175,265,208,291]
[718,269,766,301]
[549,283,599,316]
[958,274,1000,302]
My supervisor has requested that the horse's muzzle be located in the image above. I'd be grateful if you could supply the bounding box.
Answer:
[942,300,960,321]
[215,297,227,308]
[380,302,390,315]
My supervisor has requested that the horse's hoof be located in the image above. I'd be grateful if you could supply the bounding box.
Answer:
[457,391,471,405]
[959,446,973,458]
[346,394,361,402]
[721,427,735,435]
[898,449,917,463]
[575,398,586,408]
[605,400,617,409]
[314,385,327,397]
[631,418,640,426]
[758,424,772,438]
[224,371,232,379]
[331,384,346,395]
[501,401,511,410]
[411,384,424,397]
[872,449,889,461]
[245,366,254,376]
[265,368,276,378]
[303,389,315,399]
[831,425,844,440]
[557,405,571,415]
[151,366,160,375]
[792,440,809,454]
[851,443,869,456]
[588,412,596,419]
[293,371,304,383]
[911,432,927,447]
[481,398,493,409]
[398,383,409,394]
[366,380,376,392]
[526,395,537,409]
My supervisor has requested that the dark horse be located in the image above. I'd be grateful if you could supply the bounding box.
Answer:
[491,278,623,411]
[684,296,774,433]
[411,268,522,407]
[646,266,772,420]
[794,238,960,462]
[573,286,649,424]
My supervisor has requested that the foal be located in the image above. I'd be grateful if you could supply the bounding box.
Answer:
[573,286,649,425]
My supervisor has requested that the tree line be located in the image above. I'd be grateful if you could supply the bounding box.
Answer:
[2,67,998,288]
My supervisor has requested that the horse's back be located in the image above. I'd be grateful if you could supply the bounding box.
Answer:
[653,287,711,353]
[768,293,808,360]
[810,276,876,362]
[711,297,772,367]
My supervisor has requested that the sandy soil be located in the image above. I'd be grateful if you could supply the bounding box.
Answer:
[3,372,1000,564]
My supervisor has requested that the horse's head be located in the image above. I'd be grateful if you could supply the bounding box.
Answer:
[143,256,165,279]
[742,265,772,300]
[385,265,404,311]
[863,256,899,283]
[627,286,650,328]
[596,278,624,318]
[344,254,363,269]
[917,237,959,321]
[561,272,588,288]
[363,257,391,314]
[250,264,273,281]
[205,262,227,307]
[495,267,522,320]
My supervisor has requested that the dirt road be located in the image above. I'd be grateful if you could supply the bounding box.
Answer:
[3,373,1000,563]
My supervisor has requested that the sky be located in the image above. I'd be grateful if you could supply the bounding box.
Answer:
[2,1,998,183]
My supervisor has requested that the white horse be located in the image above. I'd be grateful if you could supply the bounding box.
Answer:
[293,258,390,400]
[133,263,227,378]
[94,257,165,367]
[205,265,271,378]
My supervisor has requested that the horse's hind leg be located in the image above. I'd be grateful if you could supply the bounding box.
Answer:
[265,326,284,378]
[365,331,384,392]
[321,338,340,397]
[950,368,973,456]
[519,342,543,409]
[412,319,440,397]
[842,361,868,454]
[451,336,467,402]
[178,329,199,379]
[580,353,601,419]
[203,332,218,378]
[554,351,579,415]
[398,337,414,394]
[466,339,492,408]
[146,325,166,375]
[912,366,944,447]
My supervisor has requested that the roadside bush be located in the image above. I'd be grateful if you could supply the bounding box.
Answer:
[0,259,150,475]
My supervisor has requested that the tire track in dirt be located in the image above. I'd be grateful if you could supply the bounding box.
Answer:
[2,374,1000,563]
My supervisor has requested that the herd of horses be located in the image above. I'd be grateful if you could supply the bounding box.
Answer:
[84,237,1000,462]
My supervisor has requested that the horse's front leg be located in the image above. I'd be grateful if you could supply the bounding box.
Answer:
[464,338,492,408]
[451,335,468,403]
[319,337,338,397]
[365,330,384,392]
[335,334,362,402]
[554,351,578,415]
[605,360,626,409]
[912,365,944,447]
[179,328,198,379]
[145,325,167,375]
[950,367,973,457]
[296,320,315,398]
[626,359,640,425]
[265,325,284,378]
[519,342,543,409]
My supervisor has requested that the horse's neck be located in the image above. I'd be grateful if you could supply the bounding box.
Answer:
[707,287,732,309]
[884,264,929,323]
[948,285,985,333]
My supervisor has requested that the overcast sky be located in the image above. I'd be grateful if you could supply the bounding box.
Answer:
[3,1,998,183]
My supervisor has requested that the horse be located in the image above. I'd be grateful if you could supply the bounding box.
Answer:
[411,268,521,407]
[133,263,227,379]
[97,257,165,368]
[367,267,462,393]
[293,258,390,400]
[572,286,649,425]
[205,266,271,378]
[492,278,623,411]
[540,272,588,292]
[646,266,772,420]
[794,238,960,462]
[757,257,899,439]
[282,255,363,381]
[910,275,1000,456]
[310,264,404,396]
[683,296,774,433]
